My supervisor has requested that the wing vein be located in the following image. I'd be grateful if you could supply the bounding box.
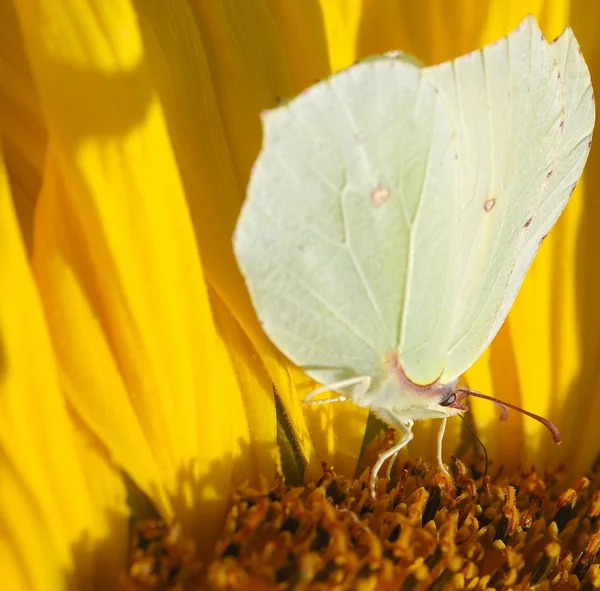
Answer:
[251,204,381,353]
[324,73,394,346]
[339,190,391,347]
[398,77,437,348]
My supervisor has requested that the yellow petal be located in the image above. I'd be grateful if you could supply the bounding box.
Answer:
[211,292,292,482]
[558,0,600,478]
[318,0,364,72]
[0,139,128,589]
[14,0,253,545]
[356,1,568,66]
[134,1,336,474]
[0,1,46,252]
[465,323,526,467]
[266,0,331,91]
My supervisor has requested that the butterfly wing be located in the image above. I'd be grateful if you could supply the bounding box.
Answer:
[417,16,586,383]
[234,58,460,390]
[495,26,595,327]
[234,16,593,395]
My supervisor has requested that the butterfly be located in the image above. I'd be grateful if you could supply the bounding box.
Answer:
[233,16,595,496]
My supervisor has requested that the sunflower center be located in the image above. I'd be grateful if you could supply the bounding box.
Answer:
[121,457,600,589]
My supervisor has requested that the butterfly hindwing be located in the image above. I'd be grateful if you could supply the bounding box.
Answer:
[234,58,459,389]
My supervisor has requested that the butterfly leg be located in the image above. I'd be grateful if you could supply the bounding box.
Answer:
[305,395,348,406]
[370,418,414,498]
[304,376,371,405]
[384,418,415,481]
[436,417,451,477]
[385,451,398,482]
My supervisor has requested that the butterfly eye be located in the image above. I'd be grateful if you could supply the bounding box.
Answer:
[440,393,456,407]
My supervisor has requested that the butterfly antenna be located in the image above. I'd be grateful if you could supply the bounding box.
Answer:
[455,388,561,444]
[457,413,488,479]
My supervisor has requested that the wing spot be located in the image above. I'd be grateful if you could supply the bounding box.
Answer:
[370,184,391,207]
[483,198,496,212]
[547,170,553,179]
[524,217,532,228]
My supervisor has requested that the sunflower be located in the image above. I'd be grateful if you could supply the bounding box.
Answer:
[2,1,600,589]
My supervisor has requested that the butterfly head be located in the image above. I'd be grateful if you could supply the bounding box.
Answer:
[438,390,469,413]
[378,353,562,443]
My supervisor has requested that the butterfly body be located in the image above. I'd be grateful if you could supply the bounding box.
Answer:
[345,352,461,420]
